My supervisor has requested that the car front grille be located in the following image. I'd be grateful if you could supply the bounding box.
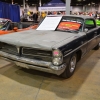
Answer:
[0,42,52,62]
[22,47,52,62]
[0,42,19,55]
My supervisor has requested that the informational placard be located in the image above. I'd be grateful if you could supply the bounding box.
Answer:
[36,16,62,30]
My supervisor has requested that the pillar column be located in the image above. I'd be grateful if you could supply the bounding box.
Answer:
[83,5,86,12]
[98,4,100,13]
[65,0,71,15]
[39,0,42,7]
[91,4,93,12]
[23,0,25,9]
[12,0,13,4]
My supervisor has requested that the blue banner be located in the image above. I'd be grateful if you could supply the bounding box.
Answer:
[0,1,20,22]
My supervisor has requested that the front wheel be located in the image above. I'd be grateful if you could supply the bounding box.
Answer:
[61,54,77,78]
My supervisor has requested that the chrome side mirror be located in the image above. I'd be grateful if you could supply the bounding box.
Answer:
[84,28,88,32]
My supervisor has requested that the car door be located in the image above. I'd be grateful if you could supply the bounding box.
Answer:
[84,18,97,51]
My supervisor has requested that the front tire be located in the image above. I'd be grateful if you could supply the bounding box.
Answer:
[61,54,77,78]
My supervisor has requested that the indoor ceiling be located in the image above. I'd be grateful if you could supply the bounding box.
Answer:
[0,0,100,6]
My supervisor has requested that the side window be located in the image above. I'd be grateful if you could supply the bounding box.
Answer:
[85,19,96,30]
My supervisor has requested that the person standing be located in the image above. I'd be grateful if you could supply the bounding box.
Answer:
[33,12,38,23]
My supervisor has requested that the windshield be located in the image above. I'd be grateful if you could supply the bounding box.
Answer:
[0,19,8,30]
[36,16,84,32]
[57,16,84,32]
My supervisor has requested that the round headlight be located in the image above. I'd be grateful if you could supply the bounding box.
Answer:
[53,49,62,57]
[52,57,63,66]
[52,49,63,66]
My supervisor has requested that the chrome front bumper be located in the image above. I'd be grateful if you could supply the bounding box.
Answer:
[0,51,66,75]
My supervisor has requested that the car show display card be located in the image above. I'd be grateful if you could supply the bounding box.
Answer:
[36,16,62,30]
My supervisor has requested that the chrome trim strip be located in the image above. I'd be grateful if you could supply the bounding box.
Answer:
[64,49,72,54]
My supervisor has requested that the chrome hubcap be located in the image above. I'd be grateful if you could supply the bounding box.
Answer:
[70,56,76,73]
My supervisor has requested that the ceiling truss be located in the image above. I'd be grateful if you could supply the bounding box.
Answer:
[0,0,100,6]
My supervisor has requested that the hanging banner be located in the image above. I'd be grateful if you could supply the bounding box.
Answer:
[39,7,66,11]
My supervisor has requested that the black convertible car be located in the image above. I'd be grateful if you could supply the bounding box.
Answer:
[0,15,100,78]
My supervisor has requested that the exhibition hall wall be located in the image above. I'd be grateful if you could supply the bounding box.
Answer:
[72,6,100,13]
[20,5,100,16]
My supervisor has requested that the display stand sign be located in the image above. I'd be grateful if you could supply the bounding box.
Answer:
[36,16,62,30]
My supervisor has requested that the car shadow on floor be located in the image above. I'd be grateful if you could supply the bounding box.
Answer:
[0,50,100,99]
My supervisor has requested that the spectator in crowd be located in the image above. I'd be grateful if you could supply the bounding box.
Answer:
[41,12,47,18]
[33,12,38,23]
[48,11,52,15]
[20,11,28,22]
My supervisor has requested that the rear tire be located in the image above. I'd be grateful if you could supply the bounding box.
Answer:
[61,53,77,78]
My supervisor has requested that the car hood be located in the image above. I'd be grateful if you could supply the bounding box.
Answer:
[0,29,79,50]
